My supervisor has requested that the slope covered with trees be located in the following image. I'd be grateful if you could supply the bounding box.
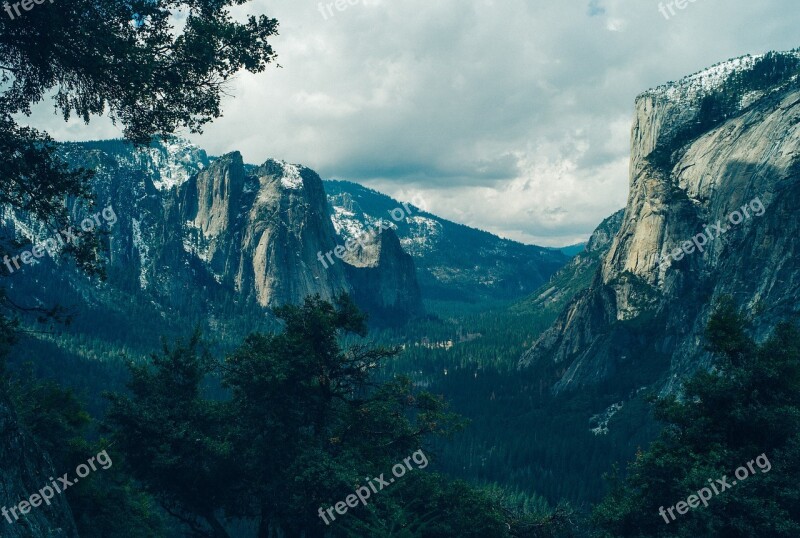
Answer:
[593,299,800,537]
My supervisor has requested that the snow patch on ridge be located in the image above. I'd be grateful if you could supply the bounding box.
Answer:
[645,55,763,102]
[144,138,208,191]
[278,162,305,190]
[401,216,442,255]
[644,51,800,104]
[331,206,366,239]
[327,193,443,257]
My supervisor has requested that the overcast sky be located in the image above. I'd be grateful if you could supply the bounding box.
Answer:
[21,0,800,246]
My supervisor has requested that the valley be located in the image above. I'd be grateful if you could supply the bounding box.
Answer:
[3,45,800,538]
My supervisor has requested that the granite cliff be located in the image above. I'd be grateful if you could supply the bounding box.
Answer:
[49,140,423,324]
[521,51,800,395]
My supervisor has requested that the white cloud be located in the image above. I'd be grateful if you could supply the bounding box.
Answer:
[15,0,800,246]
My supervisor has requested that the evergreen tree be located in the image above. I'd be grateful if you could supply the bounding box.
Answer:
[105,332,237,537]
[592,298,800,537]
[106,296,463,536]
[5,353,167,536]
[222,294,462,536]
[0,0,280,325]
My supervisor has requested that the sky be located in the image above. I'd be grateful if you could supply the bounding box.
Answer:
[19,0,800,246]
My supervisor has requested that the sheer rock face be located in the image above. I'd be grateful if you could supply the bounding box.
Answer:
[0,396,78,537]
[51,141,423,322]
[585,210,625,255]
[343,229,425,323]
[522,54,800,395]
[325,180,568,304]
[519,210,624,336]
[175,155,351,307]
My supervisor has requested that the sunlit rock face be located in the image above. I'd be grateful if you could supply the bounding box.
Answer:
[521,51,800,395]
[176,155,352,308]
[51,139,424,324]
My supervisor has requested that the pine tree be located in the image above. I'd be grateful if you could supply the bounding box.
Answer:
[592,298,800,537]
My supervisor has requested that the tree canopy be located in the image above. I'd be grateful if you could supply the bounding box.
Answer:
[592,298,800,537]
[0,0,279,299]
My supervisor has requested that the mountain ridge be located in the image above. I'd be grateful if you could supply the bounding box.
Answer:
[325,179,568,307]
[520,49,800,395]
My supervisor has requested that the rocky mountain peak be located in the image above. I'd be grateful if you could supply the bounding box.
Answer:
[144,137,210,191]
[42,141,427,324]
[343,227,425,324]
[642,54,764,103]
[631,50,800,176]
[181,151,246,242]
[522,50,800,396]
[258,159,308,191]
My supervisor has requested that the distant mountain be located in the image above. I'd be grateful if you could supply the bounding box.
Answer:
[513,209,623,320]
[0,137,570,367]
[0,139,424,337]
[521,50,800,396]
[325,180,568,306]
[557,243,587,257]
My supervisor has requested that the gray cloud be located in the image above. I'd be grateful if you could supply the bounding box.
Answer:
[17,0,800,246]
